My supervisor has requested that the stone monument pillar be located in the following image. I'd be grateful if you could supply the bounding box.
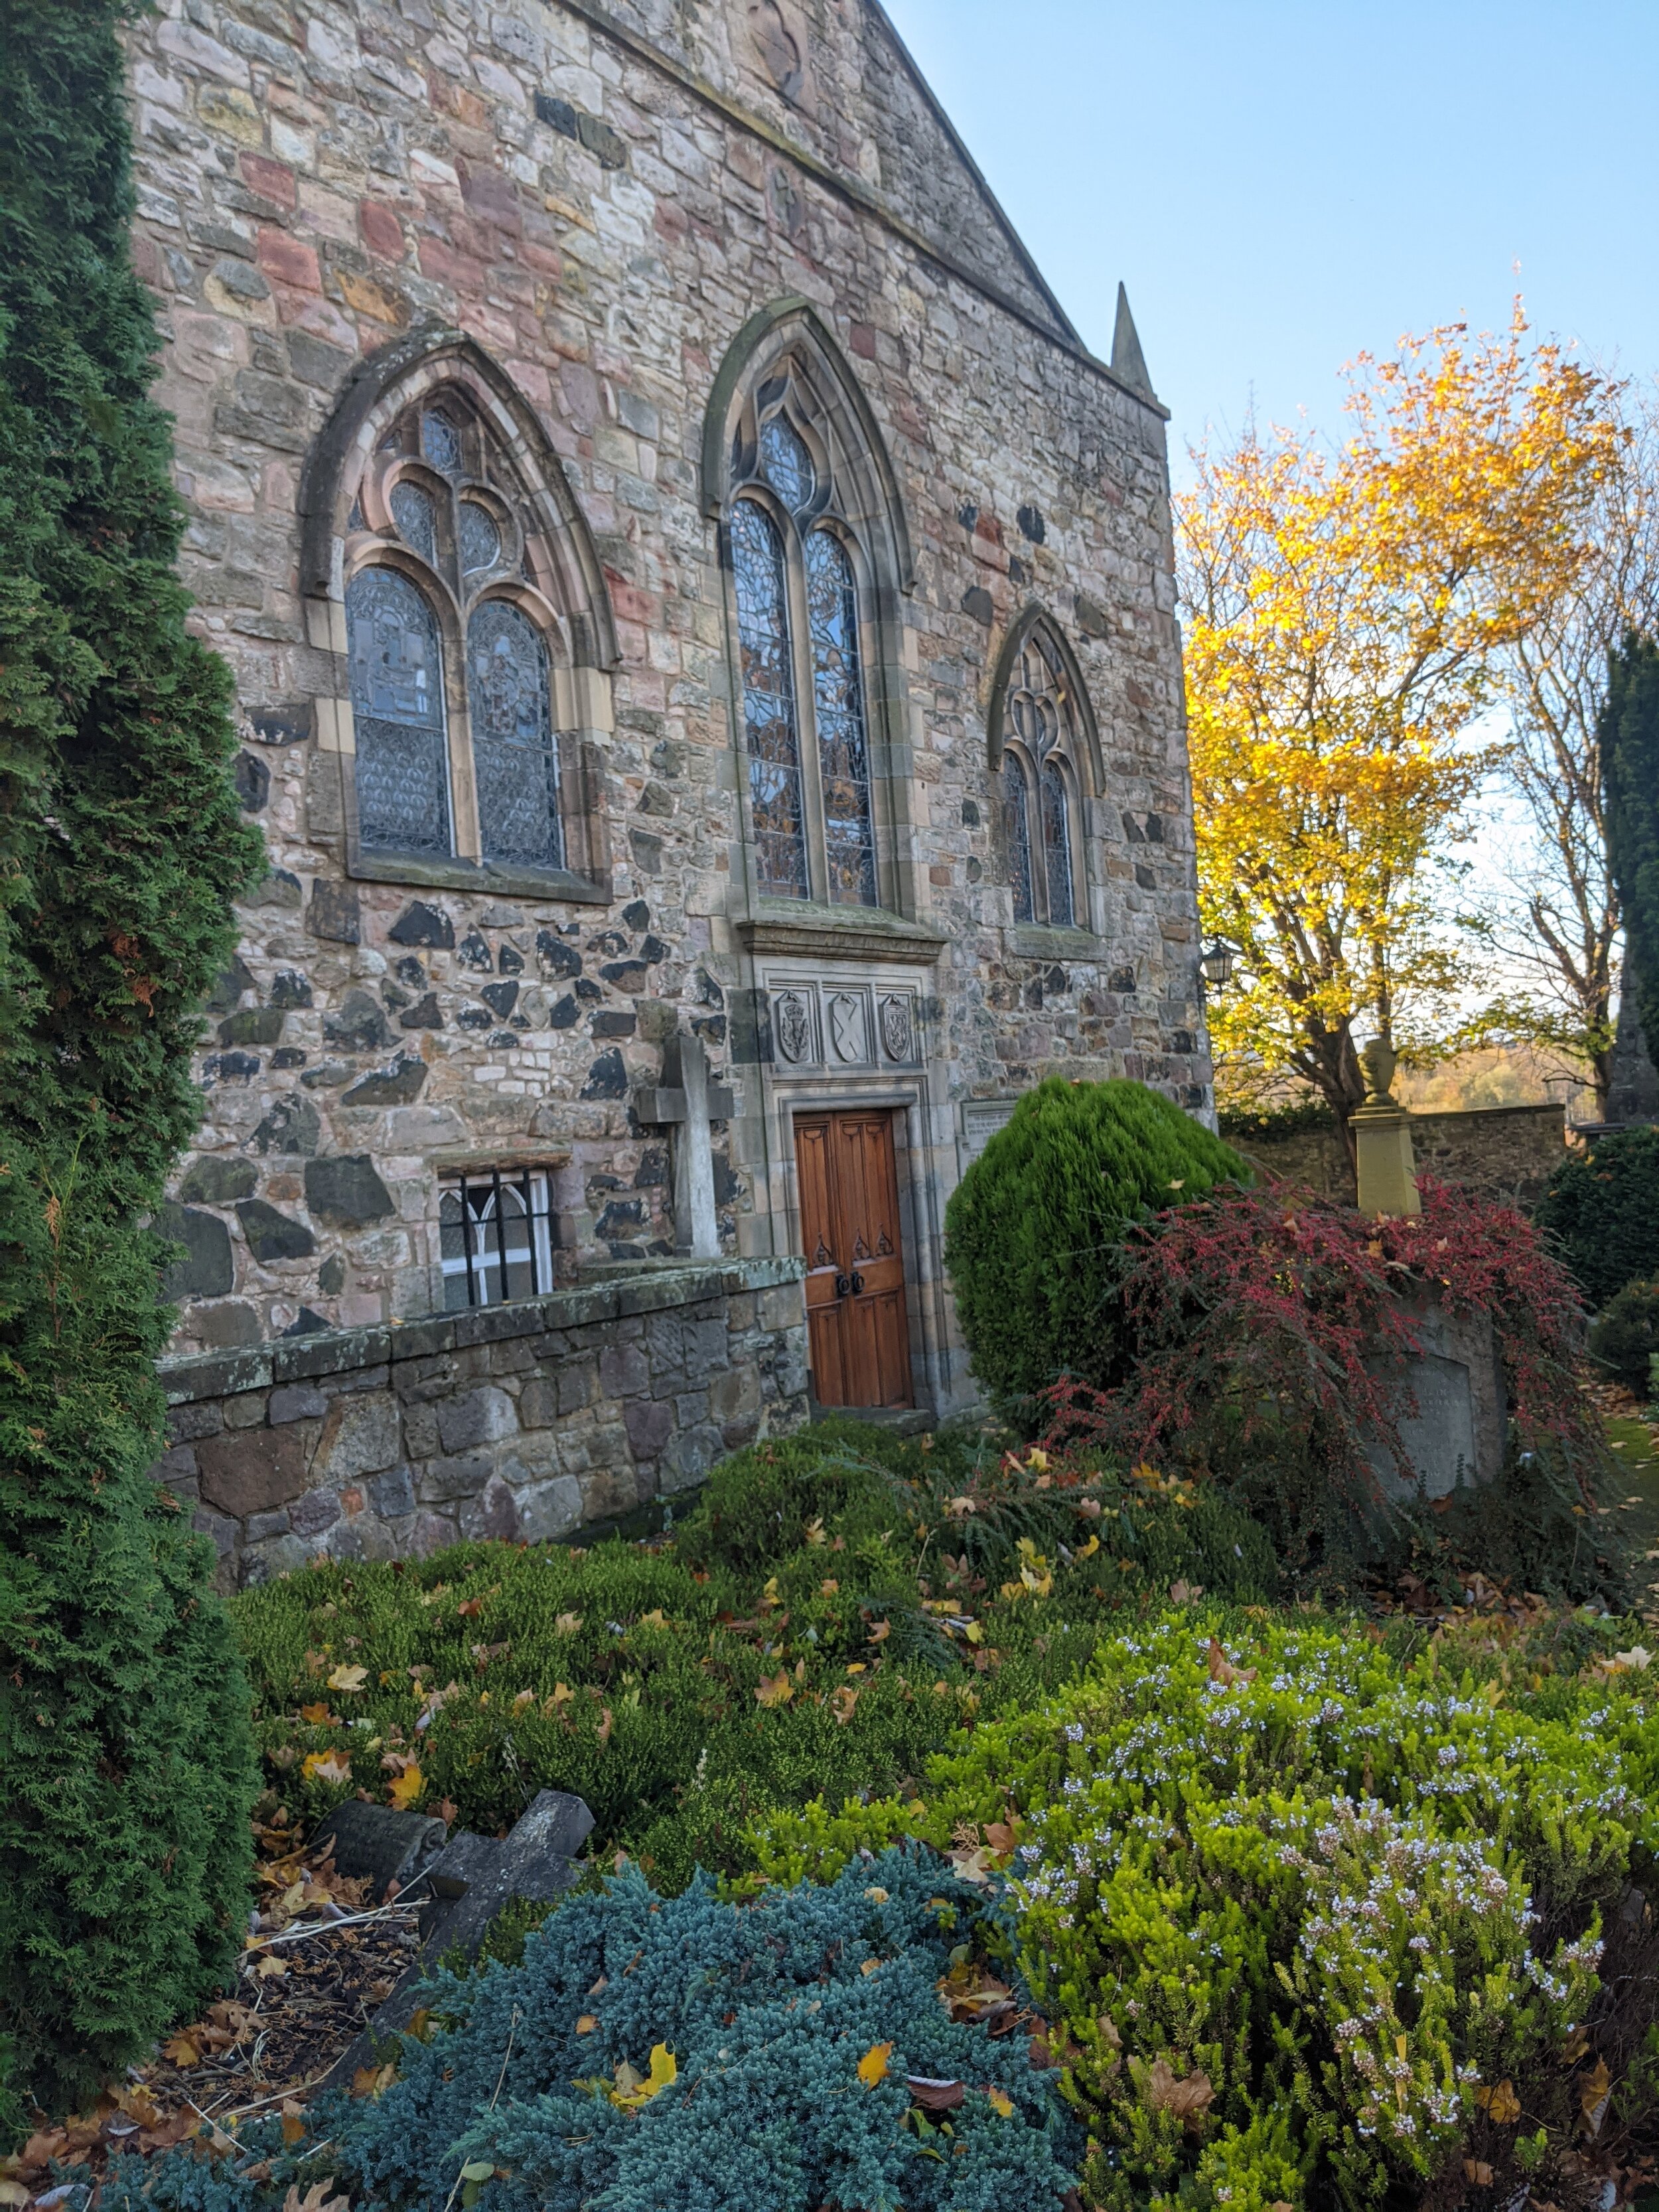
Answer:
[1351,1040,1421,1218]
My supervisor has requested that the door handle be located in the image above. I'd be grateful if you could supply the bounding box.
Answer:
[835,1273,853,1299]
[850,1271,865,1297]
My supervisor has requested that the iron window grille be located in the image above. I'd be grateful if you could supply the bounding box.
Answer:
[439,1168,556,1311]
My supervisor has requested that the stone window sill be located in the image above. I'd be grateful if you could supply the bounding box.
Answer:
[1011,922,1106,961]
[739,899,947,965]
[349,849,612,905]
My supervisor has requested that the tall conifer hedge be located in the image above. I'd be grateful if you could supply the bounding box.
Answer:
[1603,632,1659,1078]
[0,0,262,2116]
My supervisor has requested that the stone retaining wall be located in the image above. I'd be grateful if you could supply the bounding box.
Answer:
[152,1258,809,1588]
[1230,1102,1567,1212]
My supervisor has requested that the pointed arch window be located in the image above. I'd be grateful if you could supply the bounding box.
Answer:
[317,355,616,897]
[727,377,880,905]
[998,622,1090,930]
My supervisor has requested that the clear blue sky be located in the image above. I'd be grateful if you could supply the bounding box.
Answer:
[883,0,1659,465]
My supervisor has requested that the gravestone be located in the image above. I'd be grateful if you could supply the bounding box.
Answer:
[1365,1297,1507,1501]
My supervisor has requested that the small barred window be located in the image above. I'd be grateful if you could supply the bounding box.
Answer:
[439,1168,557,1311]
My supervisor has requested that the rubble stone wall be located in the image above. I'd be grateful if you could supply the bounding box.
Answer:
[152,1256,809,1587]
[1231,1102,1569,1213]
[121,0,1213,1416]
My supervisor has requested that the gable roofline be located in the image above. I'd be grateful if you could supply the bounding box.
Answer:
[543,0,1168,418]
[859,0,1083,351]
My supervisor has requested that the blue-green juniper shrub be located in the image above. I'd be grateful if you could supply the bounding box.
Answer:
[100,1849,1081,2212]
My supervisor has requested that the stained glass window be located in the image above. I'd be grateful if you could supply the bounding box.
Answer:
[1041,760,1074,927]
[806,531,876,906]
[460,500,501,573]
[467,601,563,870]
[760,415,815,512]
[346,569,453,855]
[1001,624,1089,927]
[421,408,463,477]
[1003,758,1033,923]
[390,480,436,562]
[732,500,807,896]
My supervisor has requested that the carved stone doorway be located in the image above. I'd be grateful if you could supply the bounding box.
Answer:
[793,1109,914,1409]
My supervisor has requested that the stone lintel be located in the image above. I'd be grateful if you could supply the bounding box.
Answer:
[738,901,947,965]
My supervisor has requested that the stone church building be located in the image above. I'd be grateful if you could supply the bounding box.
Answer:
[128,0,1214,1579]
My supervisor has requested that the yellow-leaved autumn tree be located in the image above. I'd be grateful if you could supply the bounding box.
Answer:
[1178,309,1621,1153]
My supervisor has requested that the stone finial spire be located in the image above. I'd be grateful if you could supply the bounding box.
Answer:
[1111,283,1155,401]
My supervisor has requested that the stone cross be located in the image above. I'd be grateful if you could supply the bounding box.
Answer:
[638,1030,735,1260]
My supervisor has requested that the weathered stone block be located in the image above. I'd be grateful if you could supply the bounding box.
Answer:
[599,1342,650,1398]
[168,1398,226,1443]
[223,1390,270,1430]
[197,1424,310,1517]
[315,1392,401,1482]
[343,1052,429,1106]
[305,1153,395,1225]
[236,1199,317,1261]
[518,1375,559,1428]
[622,1397,672,1457]
[269,1382,328,1424]
[179,1155,258,1205]
[518,1473,584,1542]
[420,1452,492,1503]
[459,1474,522,1542]
[290,1487,342,1538]
[437,1386,518,1454]
[159,1205,235,1299]
[369,1464,417,1519]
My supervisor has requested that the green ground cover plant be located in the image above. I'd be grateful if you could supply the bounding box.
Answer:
[0,0,261,2117]
[232,1424,1274,1885]
[757,1611,1659,2212]
[102,1848,1082,2212]
[942,1078,1248,1412]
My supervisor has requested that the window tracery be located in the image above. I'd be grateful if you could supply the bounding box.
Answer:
[999,623,1087,930]
[727,372,879,906]
[342,391,571,877]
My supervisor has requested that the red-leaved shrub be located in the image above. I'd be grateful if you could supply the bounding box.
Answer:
[1039,1179,1608,1582]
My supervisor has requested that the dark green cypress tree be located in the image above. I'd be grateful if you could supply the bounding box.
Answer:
[1602,631,1659,1077]
[0,0,263,2116]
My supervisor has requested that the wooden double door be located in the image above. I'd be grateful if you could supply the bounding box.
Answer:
[794,1110,914,1410]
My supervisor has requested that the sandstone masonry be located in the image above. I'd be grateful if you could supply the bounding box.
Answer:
[124,0,1214,1501]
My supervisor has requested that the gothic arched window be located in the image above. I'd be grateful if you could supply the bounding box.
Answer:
[995,619,1093,931]
[342,392,567,872]
[306,338,620,899]
[727,393,879,905]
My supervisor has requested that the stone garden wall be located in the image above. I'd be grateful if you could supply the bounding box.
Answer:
[151,1256,809,1588]
[1231,1102,1567,1213]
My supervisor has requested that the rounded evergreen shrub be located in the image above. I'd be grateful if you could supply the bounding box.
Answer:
[1535,1123,1659,1309]
[1589,1277,1659,1396]
[943,1078,1247,1408]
